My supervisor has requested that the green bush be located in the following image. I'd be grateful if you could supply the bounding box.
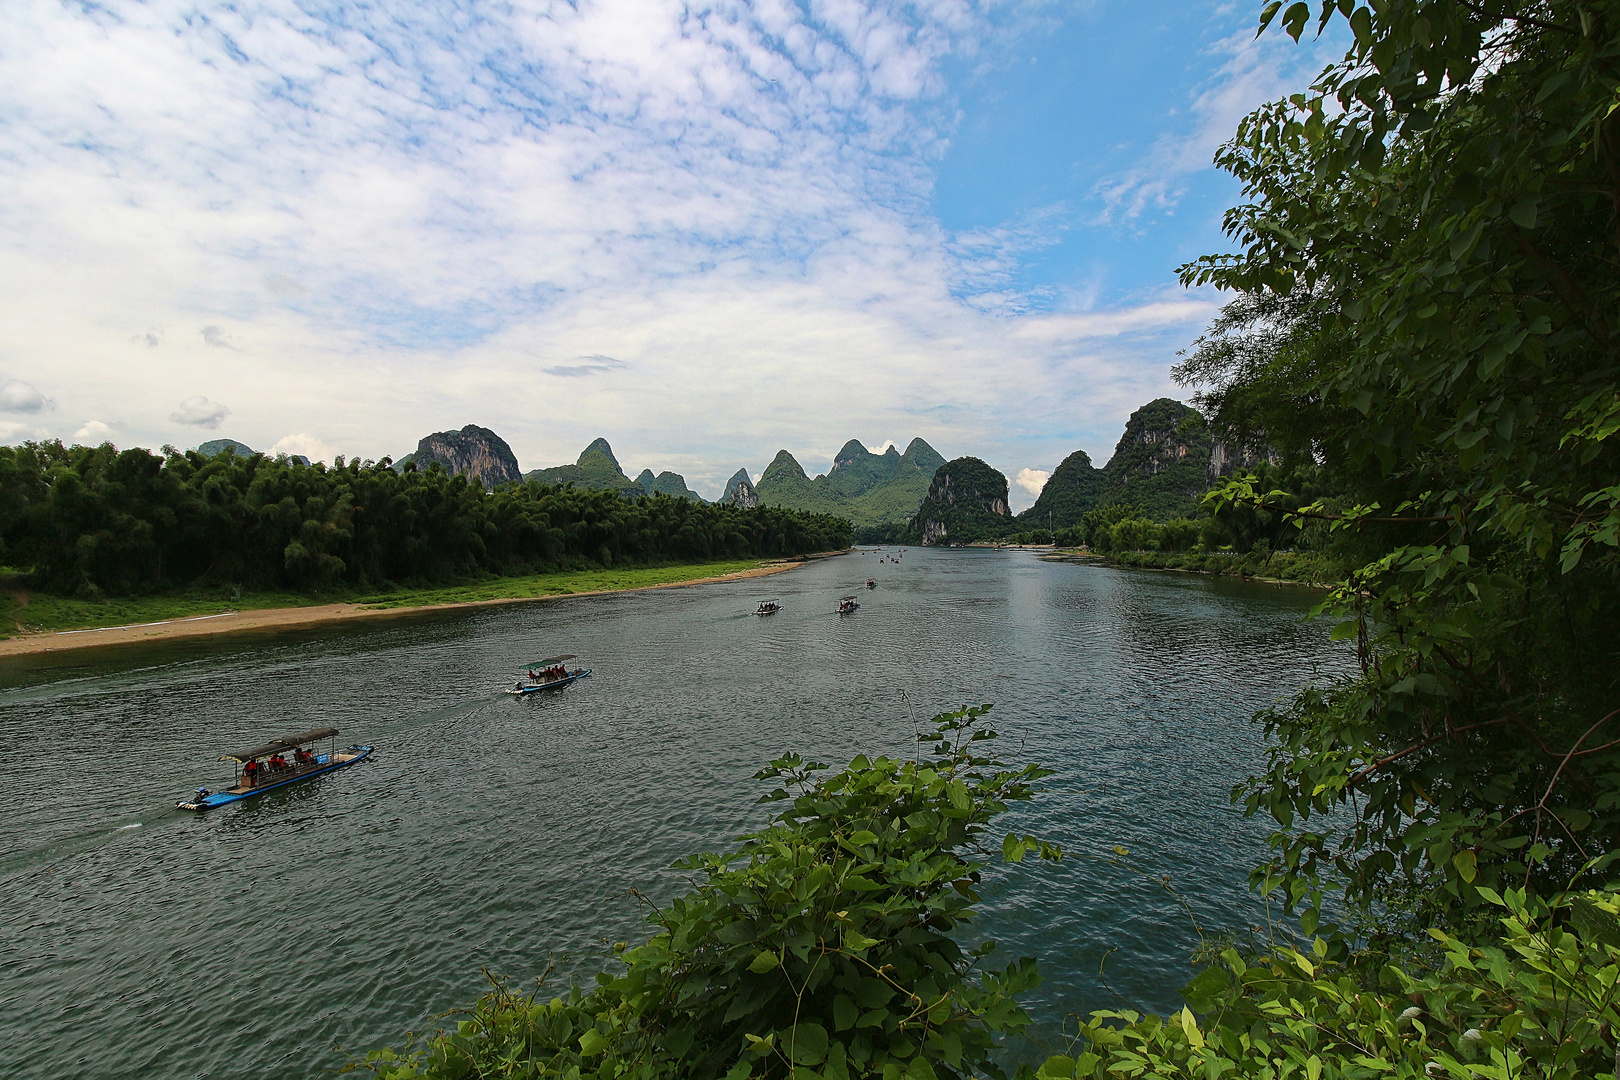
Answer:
[348,706,1060,1080]
[1042,885,1620,1080]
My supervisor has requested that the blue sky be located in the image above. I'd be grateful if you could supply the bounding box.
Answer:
[0,0,1341,507]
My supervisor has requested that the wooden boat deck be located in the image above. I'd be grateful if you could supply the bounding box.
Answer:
[223,750,363,794]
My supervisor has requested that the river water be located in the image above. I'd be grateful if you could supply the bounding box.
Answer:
[0,549,1350,1078]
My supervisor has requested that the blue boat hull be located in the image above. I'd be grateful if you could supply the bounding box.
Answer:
[177,746,373,810]
[506,669,591,695]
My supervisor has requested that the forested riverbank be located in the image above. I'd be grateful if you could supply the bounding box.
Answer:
[0,442,851,633]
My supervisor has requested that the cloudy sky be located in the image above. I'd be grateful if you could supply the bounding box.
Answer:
[0,0,1339,507]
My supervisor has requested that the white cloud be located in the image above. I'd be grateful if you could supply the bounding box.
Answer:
[73,420,116,444]
[1011,299,1217,343]
[1091,28,1342,225]
[1014,466,1048,498]
[170,395,231,428]
[272,433,339,464]
[200,326,236,350]
[0,378,52,412]
[543,355,626,378]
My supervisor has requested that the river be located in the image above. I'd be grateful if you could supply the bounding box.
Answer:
[0,548,1351,1078]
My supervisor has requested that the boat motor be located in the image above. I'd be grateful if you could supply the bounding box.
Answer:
[194,787,210,802]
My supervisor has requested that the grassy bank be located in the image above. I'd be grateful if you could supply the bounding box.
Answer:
[0,559,781,635]
[1051,548,1344,585]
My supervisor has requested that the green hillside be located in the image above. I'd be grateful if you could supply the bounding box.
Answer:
[755,437,943,529]
[1013,398,1218,528]
[635,468,705,502]
[906,457,1011,544]
[523,438,644,495]
[1014,449,1105,529]
[1098,398,1213,519]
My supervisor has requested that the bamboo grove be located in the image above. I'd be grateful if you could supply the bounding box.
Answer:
[0,442,852,597]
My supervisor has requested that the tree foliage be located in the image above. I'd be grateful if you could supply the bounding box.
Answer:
[349,707,1060,1080]
[0,442,852,597]
[1173,0,1620,933]
[1047,886,1620,1080]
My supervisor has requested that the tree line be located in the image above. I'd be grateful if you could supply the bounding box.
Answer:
[0,442,853,597]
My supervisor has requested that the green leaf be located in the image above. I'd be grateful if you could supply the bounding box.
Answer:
[1180,965,1231,1013]
[1037,1055,1076,1079]
[787,1023,829,1065]
[748,950,781,973]
[906,1056,939,1080]
[833,995,860,1032]
[1509,196,1537,229]
[577,1029,608,1056]
[1453,850,1478,884]
[1003,833,1025,863]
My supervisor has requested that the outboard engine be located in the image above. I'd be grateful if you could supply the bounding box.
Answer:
[194,787,210,803]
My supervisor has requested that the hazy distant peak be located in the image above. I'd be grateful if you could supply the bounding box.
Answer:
[901,438,945,472]
[634,468,656,490]
[762,449,809,483]
[578,437,620,470]
[196,438,255,458]
[723,468,759,508]
[835,438,869,464]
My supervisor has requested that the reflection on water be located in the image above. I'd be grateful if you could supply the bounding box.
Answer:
[0,549,1350,1078]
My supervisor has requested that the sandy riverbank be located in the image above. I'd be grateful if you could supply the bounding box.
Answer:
[0,561,807,658]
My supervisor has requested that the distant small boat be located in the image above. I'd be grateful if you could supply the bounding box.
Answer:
[177,727,371,810]
[755,599,781,615]
[508,654,591,696]
[865,579,876,589]
[838,595,860,614]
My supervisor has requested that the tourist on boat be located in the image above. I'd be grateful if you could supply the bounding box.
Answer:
[243,759,260,787]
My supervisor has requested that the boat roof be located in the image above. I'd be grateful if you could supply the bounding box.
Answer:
[757,598,779,602]
[523,654,576,667]
[840,594,857,600]
[222,727,339,763]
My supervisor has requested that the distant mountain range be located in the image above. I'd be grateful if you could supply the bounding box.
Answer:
[521,437,648,496]
[755,438,945,529]
[235,399,1261,541]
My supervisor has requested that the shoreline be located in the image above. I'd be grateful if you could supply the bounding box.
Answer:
[0,560,813,658]
[1040,548,1333,588]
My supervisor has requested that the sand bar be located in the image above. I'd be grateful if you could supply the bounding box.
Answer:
[0,560,806,658]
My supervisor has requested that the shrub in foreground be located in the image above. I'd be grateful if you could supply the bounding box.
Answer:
[1050,885,1619,1080]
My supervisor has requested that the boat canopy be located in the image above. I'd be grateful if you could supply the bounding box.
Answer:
[522,654,576,668]
[222,727,340,763]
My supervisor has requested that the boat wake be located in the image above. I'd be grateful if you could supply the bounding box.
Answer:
[0,809,180,882]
